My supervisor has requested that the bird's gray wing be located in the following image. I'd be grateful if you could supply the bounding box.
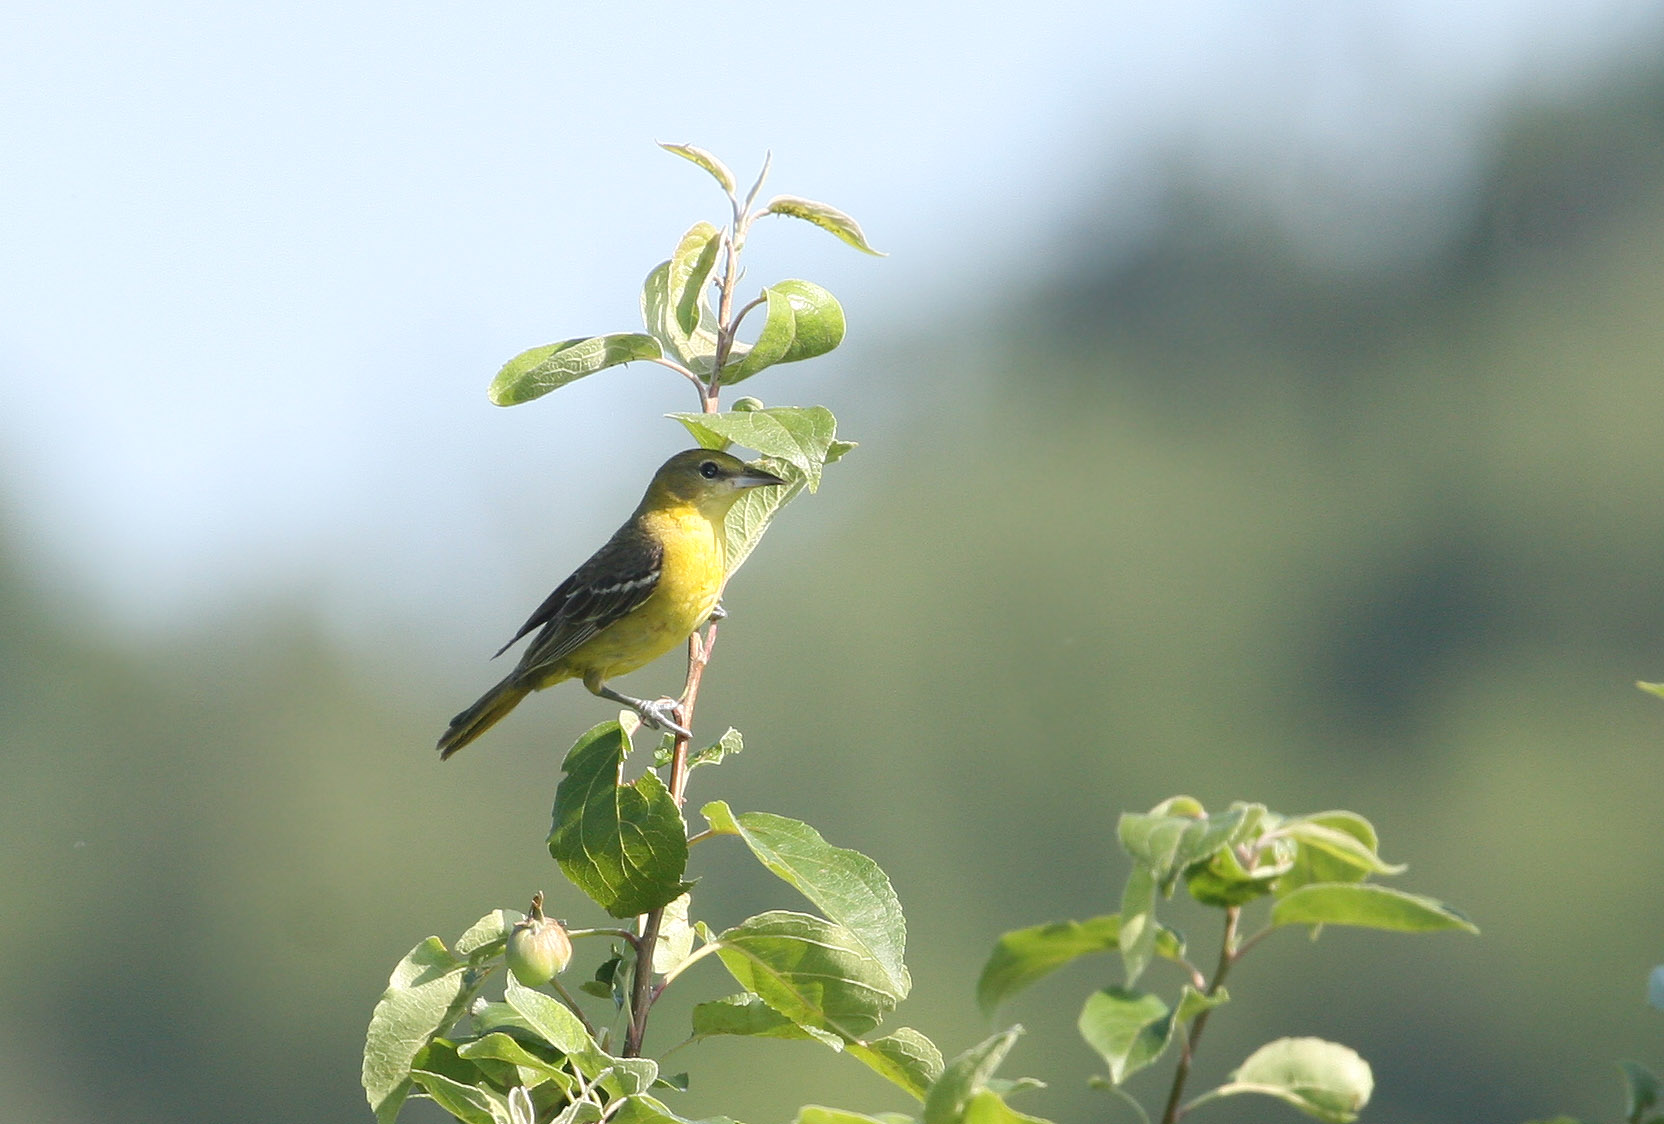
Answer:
[495,522,664,674]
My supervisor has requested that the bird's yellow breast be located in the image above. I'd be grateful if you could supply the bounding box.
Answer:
[571,504,725,681]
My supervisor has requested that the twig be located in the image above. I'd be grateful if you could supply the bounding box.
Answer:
[620,167,755,1054]
[1159,906,1240,1124]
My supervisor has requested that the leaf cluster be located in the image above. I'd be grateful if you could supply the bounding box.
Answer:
[976,796,1477,1124]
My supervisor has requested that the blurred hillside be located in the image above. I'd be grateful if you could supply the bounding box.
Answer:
[5,65,1664,1124]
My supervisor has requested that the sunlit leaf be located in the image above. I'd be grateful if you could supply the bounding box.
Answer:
[1205,1037,1374,1123]
[503,976,594,1055]
[1118,801,1263,892]
[689,727,743,770]
[660,142,737,196]
[713,910,904,1041]
[703,801,908,994]
[668,406,852,577]
[1271,883,1478,934]
[1077,985,1226,1086]
[1274,812,1391,894]
[456,1033,573,1089]
[670,405,839,489]
[796,1109,913,1124]
[489,334,663,406]
[848,1028,944,1102]
[961,1090,1053,1124]
[455,909,521,961]
[720,280,846,383]
[652,893,696,976]
[363,937,488,1124]
[1118,866,1157,987]
[764,194,886,255]
[692,992,818,1041]
[409,1066,511,1124]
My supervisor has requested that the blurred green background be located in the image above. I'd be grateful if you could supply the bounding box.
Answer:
[4,6,1664,1124]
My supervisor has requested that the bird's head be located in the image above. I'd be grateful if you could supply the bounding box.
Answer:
[644,448,786,514]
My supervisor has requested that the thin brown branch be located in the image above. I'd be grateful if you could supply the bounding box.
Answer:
[1160,906,1240,1124]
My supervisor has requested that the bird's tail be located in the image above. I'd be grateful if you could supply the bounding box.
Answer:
[437,675,531,759]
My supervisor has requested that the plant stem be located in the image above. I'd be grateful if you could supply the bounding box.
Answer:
[1159,906,1240,1124]
[621,191,750,1056]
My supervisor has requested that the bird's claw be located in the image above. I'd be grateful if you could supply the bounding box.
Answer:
[706,601,728,624]
[637,697,692,739]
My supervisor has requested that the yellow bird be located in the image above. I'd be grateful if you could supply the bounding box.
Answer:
[437,448,784,759]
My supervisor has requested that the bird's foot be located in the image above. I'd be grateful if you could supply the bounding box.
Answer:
[636,697,692,739]
[706,601,728,625]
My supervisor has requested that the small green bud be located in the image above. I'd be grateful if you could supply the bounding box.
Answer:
[506,892,572,985]
[730,396,764,412]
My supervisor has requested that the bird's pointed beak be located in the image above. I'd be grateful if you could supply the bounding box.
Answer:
[737,465,787,489]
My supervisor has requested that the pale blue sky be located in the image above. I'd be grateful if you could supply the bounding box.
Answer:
[2,1,1657,639]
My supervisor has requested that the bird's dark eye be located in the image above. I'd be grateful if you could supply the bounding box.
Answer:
[699,460,720,479]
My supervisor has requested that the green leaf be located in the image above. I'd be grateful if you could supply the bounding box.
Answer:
[764,194,886,255]
[456,910,522,961]
[721,454,807,577]
[702,801,909,994]
[721,285,794,383]
[670,222,723,339]
[1077,985,1226,1086]
[1274,812,1391,894]
[652,893,696,975]
[923,1027,1024,1124]
[639,223,725,371]
[489,334,663,406]
[961,1090,1052,1124]
[412,1037,508,1098]
[1271,883,1479,934]
[608,1092,714,1124]
[797,1109,912,1124]
[669,406,840,490]
[641,260,719,373]
[713,910,905,1041]
[456,1033,573,1088]
[1638,681,1664,700]
[363,937,488,1124]
[977,916,1186,1015]
[692,992,817,1041]
[410,1067,512,1124]
[1118,801,1263,892]
[1118,866,1158,987]
[1276,817,1404,884]
[1077,987,1169,1085]
[658,727,742,770]
[1622,1061,1661,1123]
[503,976,595,1055]
[689,727,743,770]
[721,280,846,384]
[769,280,846,364]
[579,952,627,1007]
[848,1028,945,1102]
[660,142,737,196]
[1206,1037,1374,1123]
[548,721,692,918]
[1185,841,1291,907]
